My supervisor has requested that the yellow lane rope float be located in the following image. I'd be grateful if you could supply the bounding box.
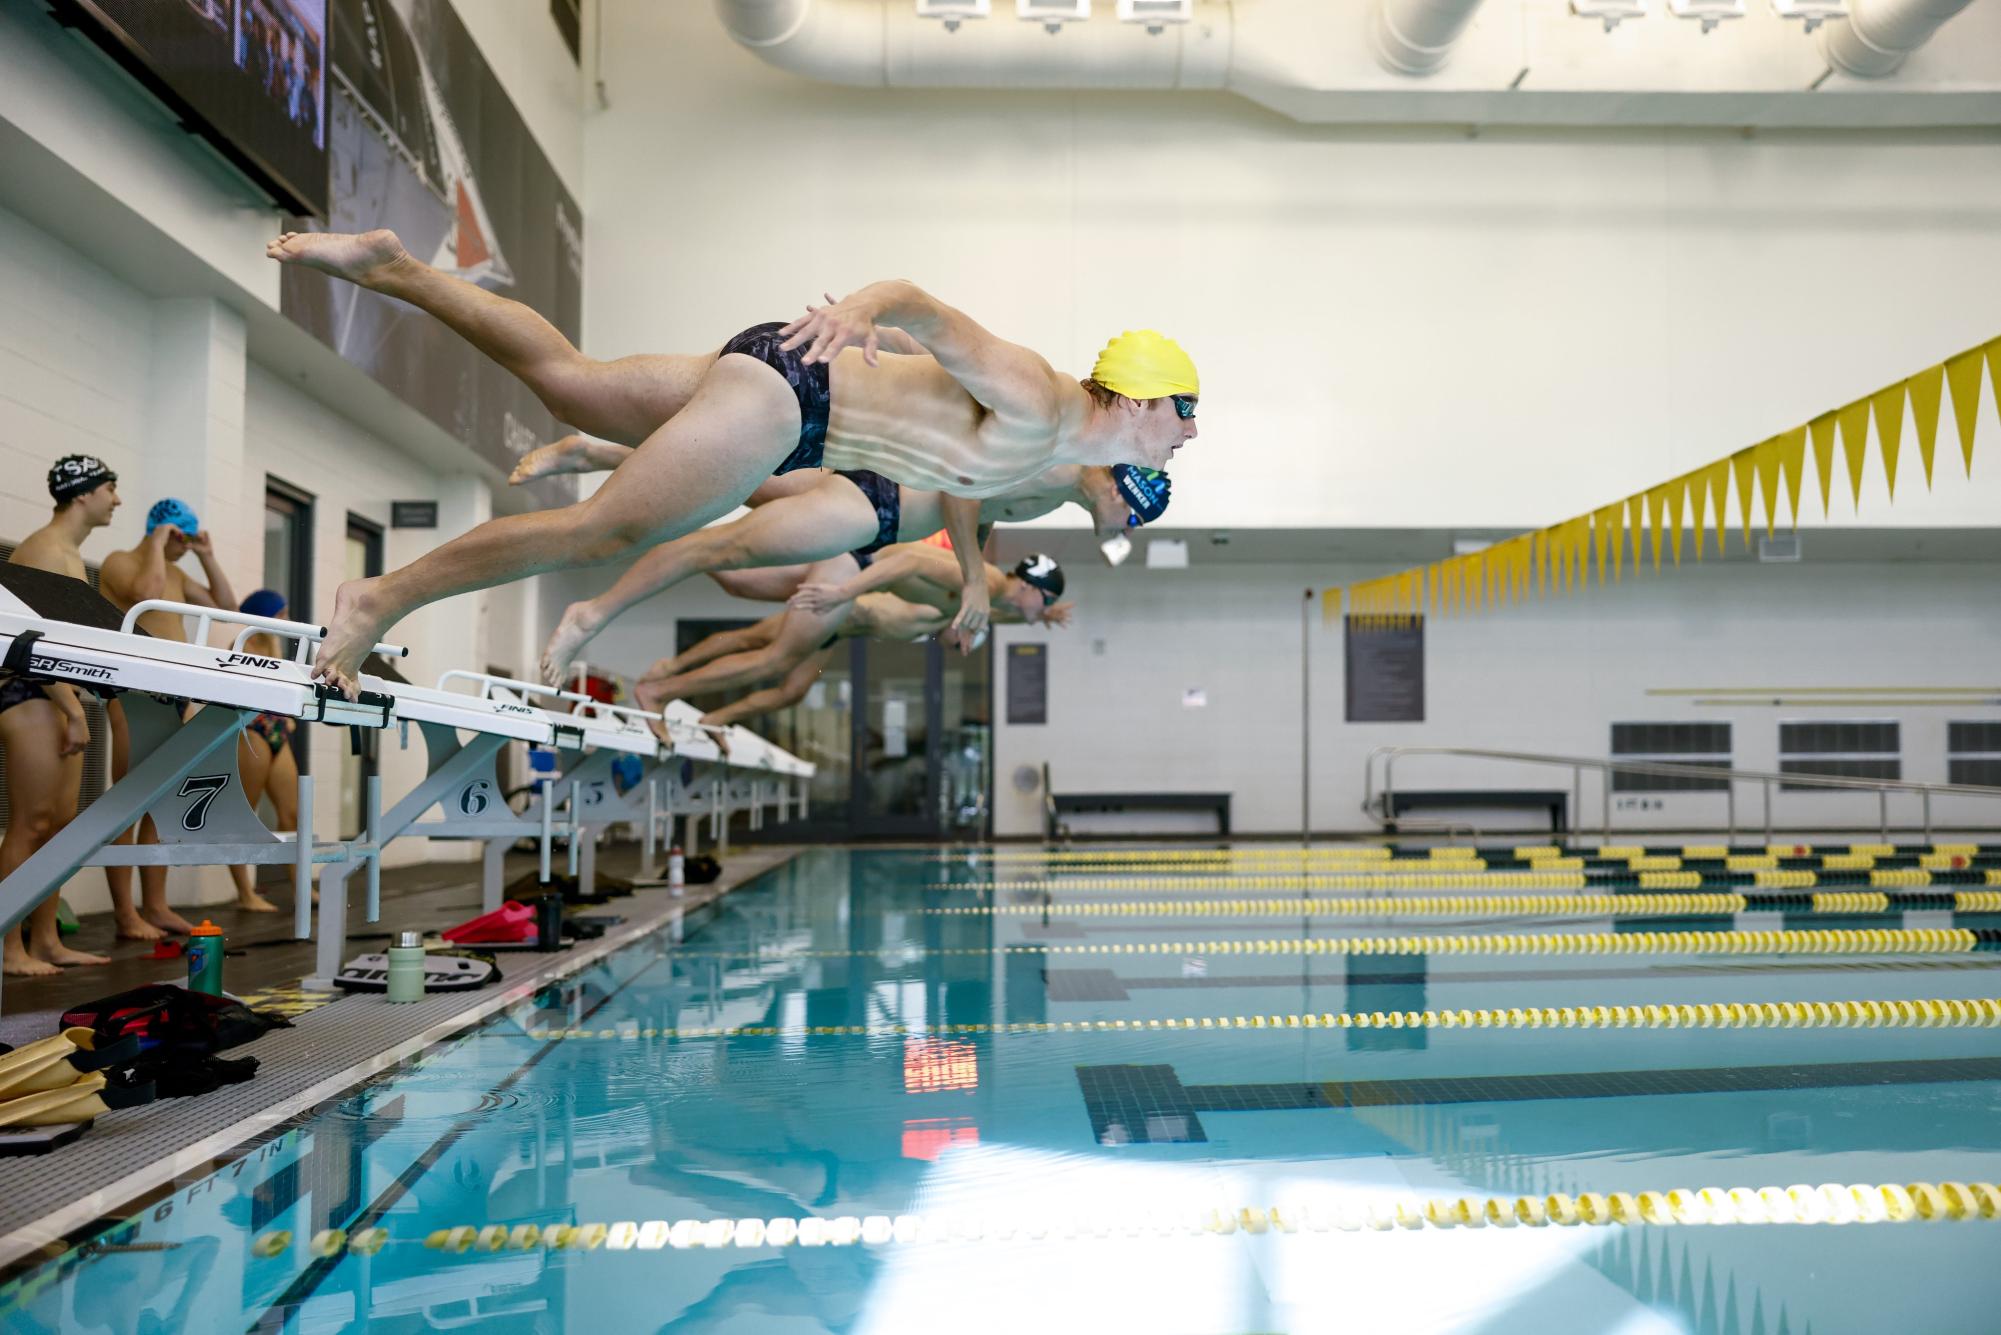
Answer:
[518,995,2001,1041]
[943,872,1993,894]
[676,926,1984,961]
[920,891,2001,917]
[244,1180,2001,1257]
[977,842,1993,864]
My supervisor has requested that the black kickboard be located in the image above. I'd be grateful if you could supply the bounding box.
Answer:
[0,1120,91,1157]
[0,564,136,634]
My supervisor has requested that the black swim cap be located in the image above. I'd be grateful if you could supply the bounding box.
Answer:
[49,454,117,504]
[1012,553,1065,603]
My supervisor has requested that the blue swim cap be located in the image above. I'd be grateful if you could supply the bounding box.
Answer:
[146,497,200,537]
[1111,464,1171,526]
[240,589,286,620]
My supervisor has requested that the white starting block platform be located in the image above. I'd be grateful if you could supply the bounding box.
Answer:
[0,566,812,1011]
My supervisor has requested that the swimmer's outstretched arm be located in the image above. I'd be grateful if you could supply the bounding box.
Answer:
[786,549,921,615]
[938,494,988,650]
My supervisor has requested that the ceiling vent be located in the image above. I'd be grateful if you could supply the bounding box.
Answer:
[1571,0,1648,29]
[1668,0,1744,30]
[1019,0,1090,32]
[917,0,991,30]
[1118,0,1192,31]
[1770,0,1845,32]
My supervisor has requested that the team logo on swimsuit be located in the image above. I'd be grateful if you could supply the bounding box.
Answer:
[217,652,283,671]
[30,656,113,681]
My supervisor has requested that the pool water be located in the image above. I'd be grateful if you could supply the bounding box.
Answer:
[6,846,2001,1334]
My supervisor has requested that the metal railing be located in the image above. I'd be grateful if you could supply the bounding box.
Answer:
[1363,746,2001,844]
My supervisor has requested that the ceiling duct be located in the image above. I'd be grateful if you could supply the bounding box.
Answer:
[1369,0,1490,75]
[1820,0,1979,76]
[711,0,2001,127]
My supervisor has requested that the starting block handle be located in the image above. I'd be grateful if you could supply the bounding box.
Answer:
[575,700,664,725]
[120,599,407,661]
[437,669,592,707]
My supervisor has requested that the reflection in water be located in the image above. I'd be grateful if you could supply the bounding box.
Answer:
[5,849,2001,1333]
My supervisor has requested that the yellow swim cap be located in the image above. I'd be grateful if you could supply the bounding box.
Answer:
[1090,330,1198,401]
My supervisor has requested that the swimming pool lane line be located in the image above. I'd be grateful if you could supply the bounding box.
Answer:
[668,925,1991,960]
[237,1177,2001,1264]
[913,892,2001,917]
[513,994,2001,1041]
[936,871,2001,892]
[971,842,1992,863]
[245,949,679,1332]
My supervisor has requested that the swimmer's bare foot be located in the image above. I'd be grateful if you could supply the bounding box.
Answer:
[235,889,281,913]
[144,905,198,936]
[114,910,166,943]
[4,932,60,978]
[313,577,391,701]
[540,601,605,687]
[265,228,410,288]
[32,939,112,968]
[511,435,601,486]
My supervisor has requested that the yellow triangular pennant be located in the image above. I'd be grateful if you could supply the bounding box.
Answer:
[1626,494,1647,574]
[1663,482,1685,567]
[1989,336,2001,430]
[1835,398,1871,510]
[1647,487,1669,571]
[1907,363,1943,490]
[1945,348,1984,479]
[1321,587,1343,626]
[1870,382,1906,501]
[1570,517,1590,590]
[1533,529,1548,597]
[1808,412,1838,516]
[1702,460,1730,558]
[1752,437,1783,538]
[1593,507,1615,584]
[1775,426,1807,527]
[1680,472,1712,560]
[1728,450,1757,551]
[1605,501,1625,581]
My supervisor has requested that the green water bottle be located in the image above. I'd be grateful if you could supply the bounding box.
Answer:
[186,920,225,995]
[386,930,427,1003]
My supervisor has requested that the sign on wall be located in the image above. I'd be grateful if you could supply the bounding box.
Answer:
[1006,643,1047,726]
[390,500,437,528]
[1345,616,1425,723]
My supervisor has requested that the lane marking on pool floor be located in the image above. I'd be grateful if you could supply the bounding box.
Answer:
[514,995,2001,1041]
[224,1179,2001,1266]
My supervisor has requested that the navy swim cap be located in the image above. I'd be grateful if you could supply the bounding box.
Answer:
[1012,553,1065,604]
[240,589,286,620]
[48,455,117,504]
[1111,464,1171,526]
[146,498,200,537]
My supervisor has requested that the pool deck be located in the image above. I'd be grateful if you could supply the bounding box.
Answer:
[0,841,802,1277]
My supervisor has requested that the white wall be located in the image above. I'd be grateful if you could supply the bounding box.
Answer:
[242,363,491,866]
[583,4,2001,533]
[990,553,2001,837]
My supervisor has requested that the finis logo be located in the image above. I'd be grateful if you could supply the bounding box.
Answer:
[218,653,282,671]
